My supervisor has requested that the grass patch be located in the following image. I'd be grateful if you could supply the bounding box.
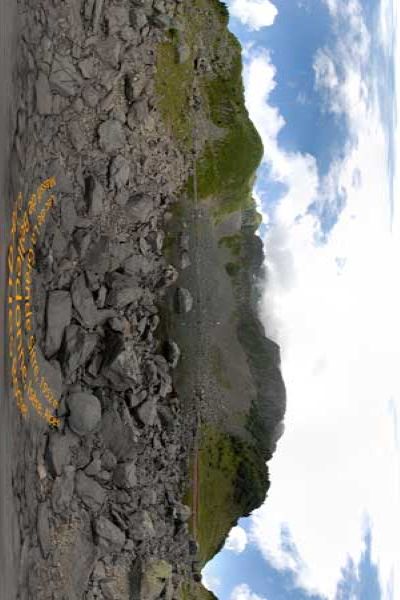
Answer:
[209,345,232,390]
[197,426,269,564]
[155,37,194,149]
[219,233,243,257]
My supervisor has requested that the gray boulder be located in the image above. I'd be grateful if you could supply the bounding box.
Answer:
[75,471,106,510]
[67,392,102,436]
[71,274,99,328]
[36,72,53,115]
[131,559,173,600]
[61,325,99,375]
[37,503,51,559]
[175,287,193,314]
[113,461,137,489]
[52,466,75,513]
[98,119,125,154]
[45,291,72,358]
[135,397,157,428]
[50,53,83,97]
[100,409,138,461]
[110,155,130,190]
[86,177,105,216]
[164,340,180,369]
[48,433,71,476]
[129,511,155,541]
[94,516,125,554]
[102,336,140,390]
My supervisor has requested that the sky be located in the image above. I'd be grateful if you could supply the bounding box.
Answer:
[203,1,400,599]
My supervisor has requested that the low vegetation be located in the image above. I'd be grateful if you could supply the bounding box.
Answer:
[197,426,269,565]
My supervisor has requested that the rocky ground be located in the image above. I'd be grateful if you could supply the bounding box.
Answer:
[8,0,203,598]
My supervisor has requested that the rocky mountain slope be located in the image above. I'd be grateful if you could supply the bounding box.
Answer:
[3,0,286,598]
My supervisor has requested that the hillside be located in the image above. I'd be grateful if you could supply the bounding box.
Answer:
[155,0,287,589]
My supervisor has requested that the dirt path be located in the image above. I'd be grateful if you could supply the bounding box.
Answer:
[0,1,19,598]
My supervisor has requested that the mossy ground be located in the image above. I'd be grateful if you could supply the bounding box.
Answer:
[197,427,268,565]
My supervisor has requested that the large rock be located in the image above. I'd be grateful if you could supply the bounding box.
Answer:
[96,36,121,68]
[36,72,53,115]
[113,461,137,489]
[86,177,105,217]
[100,409,138,461]
[164,340,180,369]
[71,274,99,328]
[98,119,125,154]
[52,466,75,514]
[48,433,71,476]
[67,392,102,436]
[94,516,125,554]
[129,511,155,541]
[174,288,193,314]
[37,503,51,559]
[131,559,173,600]
[110,155,130,190]
[61,325,99,375]
[50,53,83,96]
[125,194,154,223]
[101,336,140,390]
[45,291,72,358]
[75,471,106,510]
[106,286,142,309]
[135,397,157,428]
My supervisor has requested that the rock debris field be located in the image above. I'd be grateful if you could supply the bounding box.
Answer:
[5,0,202,598]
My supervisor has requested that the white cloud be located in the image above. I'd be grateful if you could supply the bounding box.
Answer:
[203,573,222,592]
[230,583,267,600]
[224,526,248,554]
[239,1,400,599]
[229,0,278,31]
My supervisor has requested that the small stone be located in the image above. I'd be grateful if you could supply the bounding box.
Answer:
[101,449,117,471]
[67,392,102,436]
[82,85,100,108]
[113,461,137,489]
[85,458,101,476]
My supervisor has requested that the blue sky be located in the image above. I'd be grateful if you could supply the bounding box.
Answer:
[203,1,400,600]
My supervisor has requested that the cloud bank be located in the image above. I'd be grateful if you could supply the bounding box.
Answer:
[230,0,278,31]
[230,583,267,600]
[225,526,249,554]
[240,1,400,598]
